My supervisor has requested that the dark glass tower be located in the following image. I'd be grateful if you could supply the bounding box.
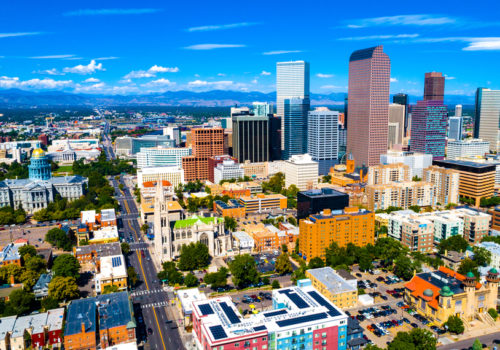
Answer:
[424,72,445,101]
[393,93,409,136]
[232,112,270,163]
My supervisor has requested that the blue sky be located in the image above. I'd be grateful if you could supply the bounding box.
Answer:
[0,0,499,95]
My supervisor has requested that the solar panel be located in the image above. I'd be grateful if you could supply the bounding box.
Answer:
[253,325,267,331]
[220,302,241,324]
[276,313,328,328]
[198,303,214,315]
[308,291,340,316]
[112,256,122,268]
[264,309,288,317]
[209,325,227,340]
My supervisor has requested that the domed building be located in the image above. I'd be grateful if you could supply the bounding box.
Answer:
[0,148,88,213]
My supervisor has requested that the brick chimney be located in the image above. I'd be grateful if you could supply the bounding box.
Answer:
[81,323,86,334]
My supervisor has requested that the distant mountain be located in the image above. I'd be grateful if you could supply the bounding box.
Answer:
[0,88,475,107]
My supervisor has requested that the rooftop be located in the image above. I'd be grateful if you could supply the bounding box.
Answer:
[174,215,223,229]
[74,242,122,258]
[0,316,16,341]
[65,298,97,336]
[299,188,348,198]
[101,209,116,223]
[97,292,136,330]
[306,267,357,294]
[97,255,127,281]
[46,308,65,331]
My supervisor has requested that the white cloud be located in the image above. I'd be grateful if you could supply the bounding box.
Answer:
[187,22,258,32]
[33,68,65,76]
[94,56,119,60]
[124,65,179,79]
[251,79,258,84]
[346,14,456,28]
[187,80,249,91]
[74,82,106,93]
[316,73,334,78]
[63,60,104,74]
[339,34,420,41]
[262,50,302,55]
[141,78,175,87]
[390,77,398,83]
[320,85,343,90]
[148,65,179,73]
[30,54,76,59]
[444,74,456,80]
[83,77,100,83]
[184,44,245,50]
[260,71,271,76]
[194,74,200,77]
[0,32,41,38]
[64,8,161,16]
[463,38,500,51]
[0,76,73,90]
[217,73,226,77]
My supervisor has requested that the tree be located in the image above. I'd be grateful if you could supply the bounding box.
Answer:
[472,339,483,350]
[488,308,498,320]
[18,245,37,260]
[157,262,183,286]
[308,257,324,269]
[394,255,415,281]
[184,273,199,287]
[281,244,288,253]
[224,216,237,232]
[121,242,130,255]
[0,264,23,283]
[359,253,374,272]
[271,279,281,289]
[52,254,80,278]
[102,285,119,294]
[408,205,421,213]
[262,276,270,285]
[364,345,383,350]
[24,256,47,274]
[178,242,211,271]
[412,175,421,181]
[275,253,293,275]
[41,296,60,311]
[4,289,36,316]
[458,258,479,278]
[294,238,300,254]
[438,235,468,254]
[472,246,492,267]
[141,224,149,235]
[388,328,437,350]
[204,267,228,289]
[127,266,138,286]
[445,315,464,334]
[45,228,72,251]
[288,217,297,226]
[229,254,259,288]
[19,269,40,291]
[48,276,80,301]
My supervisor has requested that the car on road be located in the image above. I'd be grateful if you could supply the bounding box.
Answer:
[410,323,418,328]
[147,328,153,335]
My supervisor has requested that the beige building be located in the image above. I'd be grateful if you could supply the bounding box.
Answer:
[137,166,184,189]
[388,103,405,146]
[306,267,358,309]
[367,163,410,185]
[423,165,460,206]
[284,154,318,191]
[95,254,128,294]
[366,181,436,211]
[241,161,268,179]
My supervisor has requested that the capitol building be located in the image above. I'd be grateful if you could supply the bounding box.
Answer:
[0,149,88,213]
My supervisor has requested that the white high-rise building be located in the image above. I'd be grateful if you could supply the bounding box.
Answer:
[137,166,184,189]
[284,154,318,191]
[307,108,339,175]
[447,139,490,160]
[276,61,310,154]
[380,150,433,178]
[252,102,273,117]
[162,126,181,146]
[474,88,500,152]
[448,116,463,141]
[388,104,405,146]
[213,160,245,184]
[455,104,463,118]
[136,147,191,169]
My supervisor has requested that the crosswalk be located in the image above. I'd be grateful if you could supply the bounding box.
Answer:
[131,247,148,251]
[130,289,165,297]
[140,301,170,309]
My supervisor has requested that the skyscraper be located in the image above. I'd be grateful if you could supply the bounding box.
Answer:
[424,72,445,101]
[474,88,500,152]
[410,100,448,159]
[347,46,391,167]
[232,109,270,163]
[252,102,273,117]
[455,104,463,118]
[282,98,309,159]
[269,115,282,161]
[182,128,224,181]
[393,93,409,136]
[448,116,463,141]
[307,108,339,175]
[388,103,405,146]
[276,61,310,156]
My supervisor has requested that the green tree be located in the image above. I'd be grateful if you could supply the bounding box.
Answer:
[141,224,149,234]
[18,245,37,260]
[288,217,297,226]
[229,254,259,288]
[41,296,60,311]
[45,228,72,251]
[121,242,130,255]
[281,244,288,253]
[438,235,469,254]
[408,205,421,213]
[262,276,270,285]
[364,345,384,350]
[19,269,40,291]
[275,253,293,275]
[294,238,300,254]
[394,255,416,281]
[157,262,184,286]
[48,276,80,301]
[224,216,237,231]
[271,279,281,289]
[184,273,199,287]
[127,266,138,287]
[178,242,211,271]
[308,257,324,269]
[488,308,498,320]
[102,285,119,294]
[4,289,36,316]
[359,253,374,272]
[52,254,80,278]
[24,256,47,274]
[445,315,464,334]
[458,258,479,278]
[472,339,483,350]
[388,328,437,350]
[472,246,492,267]
[204,267,228,289]
[412,175,421,181]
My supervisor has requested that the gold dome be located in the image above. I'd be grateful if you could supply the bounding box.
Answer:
[32,148,45,158]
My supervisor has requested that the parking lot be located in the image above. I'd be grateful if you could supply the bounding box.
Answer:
[225,290,274,316]
[0,224,59,249]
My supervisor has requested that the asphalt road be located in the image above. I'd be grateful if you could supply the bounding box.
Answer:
[103,130,185,350]
[438,333,500,350]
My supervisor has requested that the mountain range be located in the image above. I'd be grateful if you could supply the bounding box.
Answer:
[0,89,475,107]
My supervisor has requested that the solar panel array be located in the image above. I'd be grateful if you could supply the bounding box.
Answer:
[264,309,288,317]
[276,312,328,328]
[308,291,341,317]
[253,325,267,331]
[279,289,309,309]
[111,256,122,268]
[209,325,227,340]
[220,302,241,324]
[198,303,214,315]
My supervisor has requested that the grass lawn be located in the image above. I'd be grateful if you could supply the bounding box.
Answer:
[53,165,73,174]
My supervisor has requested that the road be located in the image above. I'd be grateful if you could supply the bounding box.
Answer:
[438,333,500,350]
[103,127,185,350]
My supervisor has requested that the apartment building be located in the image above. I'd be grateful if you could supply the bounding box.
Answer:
[306,267,358,309]
[238,193,287,213]
[423,165,460,205]
[366,181,436,211]
[367,163,410,185]
[284,154,319,191]
[182,128,225,181]
[447,139,490,160]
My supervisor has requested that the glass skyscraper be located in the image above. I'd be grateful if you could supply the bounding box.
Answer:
[307,109,339,175]
[276,61,310,158]
[410,100,448,159]
[474,88,500,153]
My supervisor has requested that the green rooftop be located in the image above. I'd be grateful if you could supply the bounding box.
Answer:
[466,271,475,278]
[490,267,498,274]
[440,285,454,297]
[174,215,223,229]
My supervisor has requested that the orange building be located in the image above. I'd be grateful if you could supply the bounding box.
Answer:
[238,193,287,213]
[299,207,375,262]
[182,128,224,181]
[214,199,246,218]
[489,206,500,231]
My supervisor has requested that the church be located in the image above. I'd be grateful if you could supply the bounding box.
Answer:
[0,149,88,213]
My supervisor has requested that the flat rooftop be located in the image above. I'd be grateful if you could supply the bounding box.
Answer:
[307,267,356,294]
[299,188,348,198]
[74,242,122,257]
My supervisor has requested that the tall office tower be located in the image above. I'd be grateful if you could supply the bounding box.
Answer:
[307,108,339,175]
[388,123,400,149]
[232,110,270,163]
[388,103,405,146]
[252,102,273,117]
[410,100,448,159]
[162,125,181,146]
[269,115,282,161]
[455,104,463,118]
[474,88,500,152]
[344,96,348,128]
[282,97,309,160]
[347,46,391,167]
[424,72,445,101]
[276,61,310,153]
[448,116,463,141]
[182,128,224,181]
[393,93,409,136]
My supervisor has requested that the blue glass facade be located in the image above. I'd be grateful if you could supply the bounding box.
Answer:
[410,100,448,159]
[283,98,309,160]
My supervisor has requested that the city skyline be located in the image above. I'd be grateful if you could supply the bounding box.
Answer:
[0,1,499,96]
